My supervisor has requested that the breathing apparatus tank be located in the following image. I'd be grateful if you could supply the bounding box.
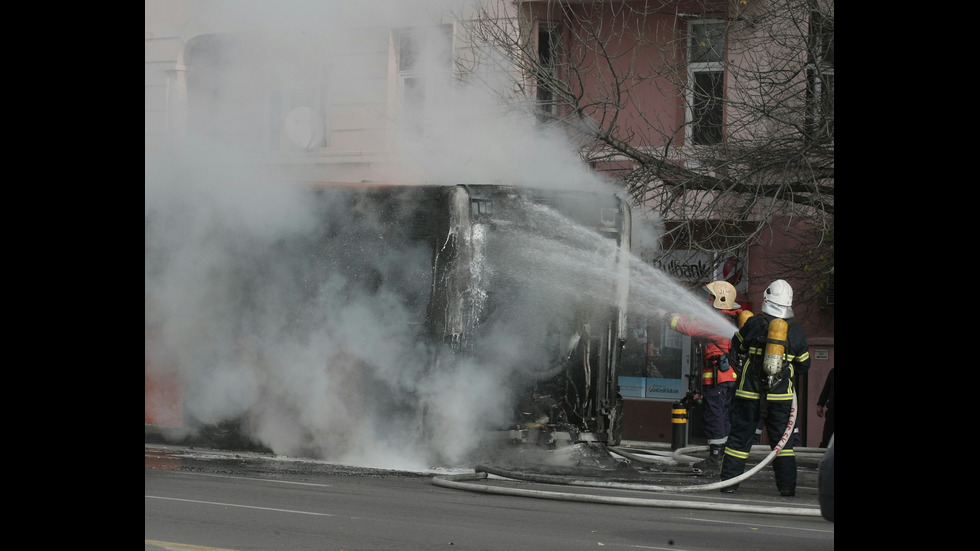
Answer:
[737,310,754,329]
[763,318,789,387]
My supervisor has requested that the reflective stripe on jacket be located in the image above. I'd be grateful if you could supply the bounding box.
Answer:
[731,312,810,400]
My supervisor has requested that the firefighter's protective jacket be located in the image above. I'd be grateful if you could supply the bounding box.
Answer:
[669,310,741,386]
[731,312,810,401]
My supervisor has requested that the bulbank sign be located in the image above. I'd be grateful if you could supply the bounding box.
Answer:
[648,250,745,291]
[650,250,714,283]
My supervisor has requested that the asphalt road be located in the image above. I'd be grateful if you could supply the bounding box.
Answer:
[145,441,832,551]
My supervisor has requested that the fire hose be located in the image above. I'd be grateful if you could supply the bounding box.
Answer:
[432,392,821,517]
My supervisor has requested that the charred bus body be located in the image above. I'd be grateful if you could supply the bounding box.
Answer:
[145,183,632,452]
[409,184,632,447]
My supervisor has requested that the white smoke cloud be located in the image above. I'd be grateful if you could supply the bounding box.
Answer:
[145,0,733,470]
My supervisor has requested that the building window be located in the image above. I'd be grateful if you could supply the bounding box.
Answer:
[536,23,559,123]
[687,21,726,146]
[396,25,453,138]
[807,12,834,143]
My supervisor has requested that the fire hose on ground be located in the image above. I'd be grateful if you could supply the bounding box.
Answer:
[431,392,823,517]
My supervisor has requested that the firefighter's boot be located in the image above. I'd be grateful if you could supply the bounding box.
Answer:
[694,444,724,474]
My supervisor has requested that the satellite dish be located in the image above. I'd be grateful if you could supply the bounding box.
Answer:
[284,106,320,150]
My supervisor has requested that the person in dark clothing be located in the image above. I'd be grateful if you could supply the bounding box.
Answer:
[720,279,811,497]
[816,368,834,448]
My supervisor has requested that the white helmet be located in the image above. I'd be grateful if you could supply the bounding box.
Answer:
[704,280,740,310]
[761,279,794,318]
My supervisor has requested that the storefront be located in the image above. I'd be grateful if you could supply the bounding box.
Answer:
[618,249,749,445]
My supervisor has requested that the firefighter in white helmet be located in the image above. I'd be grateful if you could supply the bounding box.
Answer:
[659,280,744,474]
[721,279,810,496]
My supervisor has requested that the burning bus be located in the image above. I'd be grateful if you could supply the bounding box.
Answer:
[145,183,632,457]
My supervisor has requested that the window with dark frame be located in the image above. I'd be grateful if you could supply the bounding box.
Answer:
[687,21,726,146]
[536,23,558,123]
[807,11,834,143]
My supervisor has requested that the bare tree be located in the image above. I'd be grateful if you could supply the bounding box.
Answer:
[455,0,834,308]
